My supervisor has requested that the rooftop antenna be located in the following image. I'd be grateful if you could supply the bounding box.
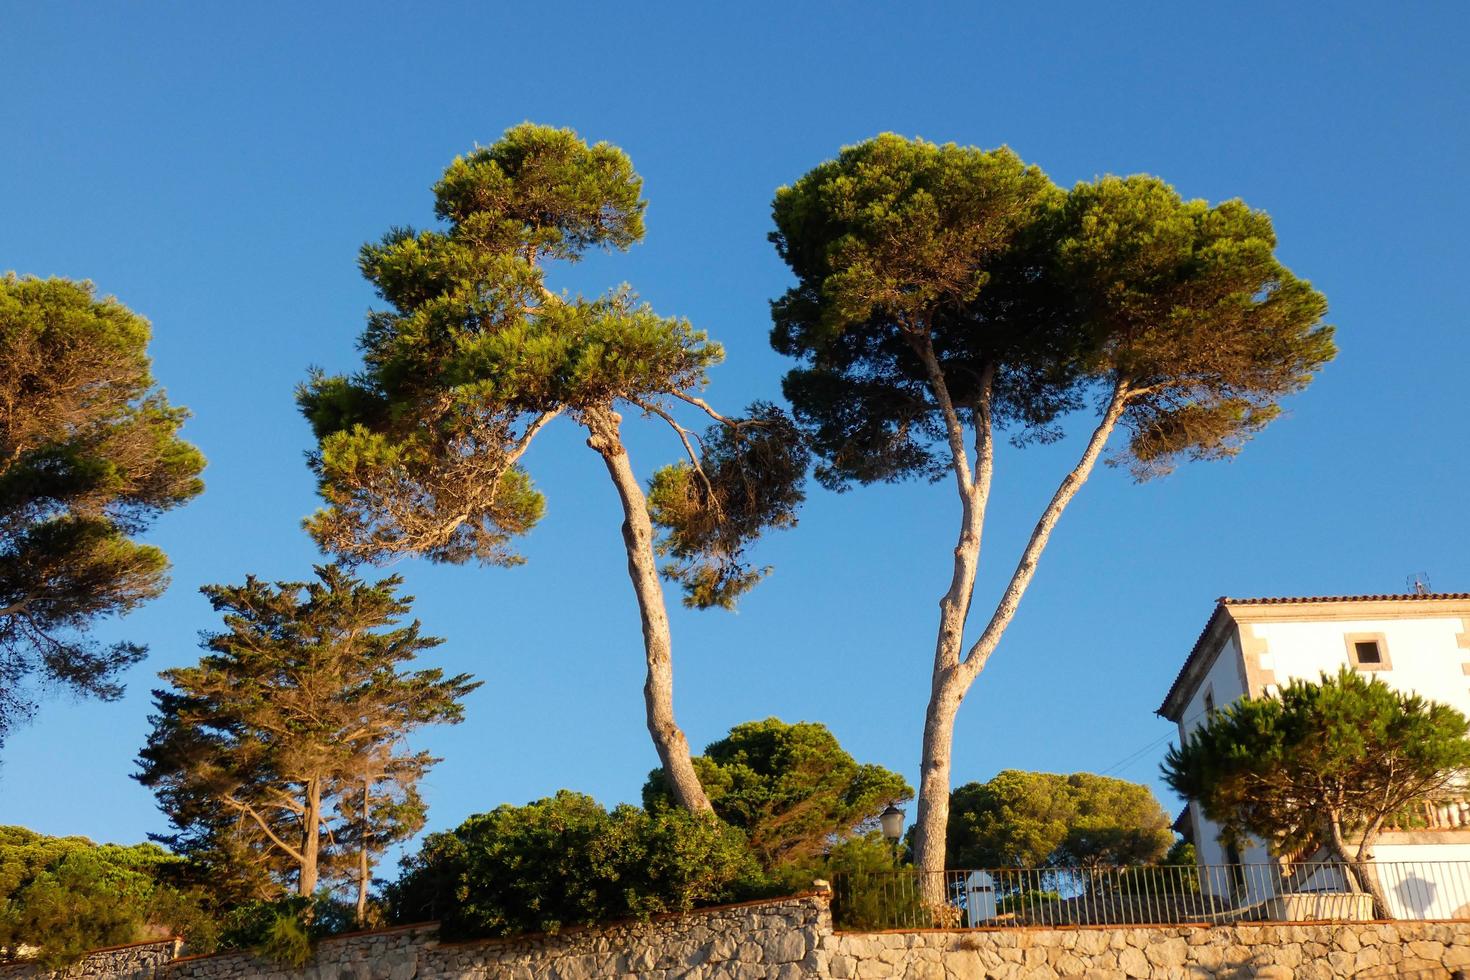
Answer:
[1406,572,1432,596]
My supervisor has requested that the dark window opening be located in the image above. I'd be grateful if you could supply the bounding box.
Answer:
[1354,640,1382,665]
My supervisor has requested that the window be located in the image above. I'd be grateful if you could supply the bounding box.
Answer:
[1203,688,1216,719]
[1344,632,1392,671]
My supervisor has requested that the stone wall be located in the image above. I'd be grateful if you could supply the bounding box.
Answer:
[0,940,180,980]
[825,920,1470,978]
[15,892,1470,978]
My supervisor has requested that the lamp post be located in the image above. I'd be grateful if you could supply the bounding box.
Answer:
[879,804,905,865]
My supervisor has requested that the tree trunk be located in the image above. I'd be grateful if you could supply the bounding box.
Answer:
[1348,857,1392,920]
[911,381,1130,901]
[584,406,713,814]
[356,777,370,926]
[300,777,320,898]
[912,676,964,904]
[1326,820,1391,919]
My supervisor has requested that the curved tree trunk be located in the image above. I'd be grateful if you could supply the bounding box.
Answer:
[585,406,713,814]
[1327,821,1392,919]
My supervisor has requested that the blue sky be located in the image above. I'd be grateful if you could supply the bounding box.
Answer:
[1,2,1466,862]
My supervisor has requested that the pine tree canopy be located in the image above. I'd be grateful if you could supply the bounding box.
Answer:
[944,770,1174,870]
[1163,667,1470,860]
[769,133,1336,487]
[0,274,204,746]
[641,718,913,869]
[299,123,807,609]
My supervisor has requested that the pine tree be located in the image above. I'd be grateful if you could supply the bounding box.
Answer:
[136,564,477,902]
[769,135,1335,891]
[299,124,807,812]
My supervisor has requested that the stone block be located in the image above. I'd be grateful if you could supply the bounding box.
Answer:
[1117,946,1149,978]
[1144,937,1187,969]
[1053,952,1088,976]
[766,931,807,964]
[854,958,894,979]
[1412,940,1448,962]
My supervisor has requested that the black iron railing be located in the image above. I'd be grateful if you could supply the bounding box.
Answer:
[831,861,1470,930]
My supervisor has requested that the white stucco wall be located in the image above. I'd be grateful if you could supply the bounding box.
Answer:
[1175,629,1272,886]
[1373,843,1470,919]
[1253,615,1470,715]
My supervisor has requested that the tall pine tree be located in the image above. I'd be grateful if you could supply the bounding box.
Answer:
[136,564,476,906]
[299,124,807,813]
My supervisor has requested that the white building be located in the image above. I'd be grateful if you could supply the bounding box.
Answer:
[1158,592,1470,919]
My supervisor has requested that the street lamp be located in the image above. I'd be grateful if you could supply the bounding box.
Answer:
[879,804,905,845]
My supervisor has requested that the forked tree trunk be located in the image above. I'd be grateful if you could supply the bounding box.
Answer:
[1328,821,1392,919]
[585,406,713,814]
[910,381,1130,902]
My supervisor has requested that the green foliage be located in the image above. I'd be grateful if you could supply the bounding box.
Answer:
[647,405,810,609]
[770,134,1071,489]
[945,770,1173,870]
[0,826,215,967]
[299,122,805,602]
[216,895,354,965]
[136,565,477,900]
[770,133,1334,489]
[0,274,205,745]
[1053,176,1336,479]
[641,719,911,869]
[387,791,764,939]
[1163,667,1470,860]
[1162,839,1196,867]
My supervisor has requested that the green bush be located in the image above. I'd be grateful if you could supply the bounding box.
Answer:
[0,826,216,967]
[388,791,766,938]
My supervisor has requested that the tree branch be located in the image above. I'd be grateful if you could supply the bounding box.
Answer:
[222,795,306,864]
[958,379,1132,682]
[906,326,974,497]
[626,395,714,497]
[668,390,738,428]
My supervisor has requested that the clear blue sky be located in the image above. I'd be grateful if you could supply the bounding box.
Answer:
[2,2,1467,860]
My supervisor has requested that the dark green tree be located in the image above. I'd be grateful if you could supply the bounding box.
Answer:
[642,718,911,873]
[944,770,1173,870]
[0,275,204,745]
[769,134,1335,887]
[1163,668,1470,919]
[136,565,477,903]
[386,790,762,938]
[0,826,217,967]
[299,124,807,814]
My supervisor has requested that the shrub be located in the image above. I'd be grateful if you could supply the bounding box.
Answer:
[387,791,765,938]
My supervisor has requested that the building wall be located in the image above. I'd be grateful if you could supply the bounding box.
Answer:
[1253,614,1470,713]
[1175,628,1270,877]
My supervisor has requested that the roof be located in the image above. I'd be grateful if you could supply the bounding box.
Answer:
[1156,593,1470,722]
[1216,593,1470,606]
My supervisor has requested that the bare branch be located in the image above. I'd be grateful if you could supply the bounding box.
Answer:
[959,379,1132,682]
[222,796,306,864]
[906,326,975,498]
[669,389,739,428]
[626,395,714,497]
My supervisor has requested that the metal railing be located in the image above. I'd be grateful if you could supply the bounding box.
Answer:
[831,861,1470,930]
